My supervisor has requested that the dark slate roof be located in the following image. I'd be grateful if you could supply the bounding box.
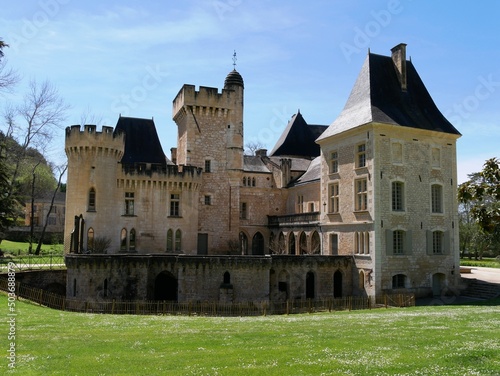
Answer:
[270,111,327,158]
[268,156,312,172]
[317,52,461,141]
[114,117,170,166]
[243,155,270,173]
[289,156,321,186]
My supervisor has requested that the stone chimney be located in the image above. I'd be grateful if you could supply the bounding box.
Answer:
[391,43,407,91]
[280,158,291,188]
[255,148,267,157]
[170,147,177,165]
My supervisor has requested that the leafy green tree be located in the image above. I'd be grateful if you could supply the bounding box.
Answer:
[0,142,17,241]
[458,158,500,234]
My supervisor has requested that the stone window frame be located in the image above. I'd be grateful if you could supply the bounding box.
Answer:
[124,191,135,216]
[330,150,339,174]
[169,193,181,217]
[354,231,370,255]
[431,184,443,214]
[88,187,96,212]
[204,195,212,205]
[297,195,304,214]
[240,202,247,220]
[204,159,211,173]
[328,182,339,214]
[391,180,405,212]
[354,178,368,212]
[355,143,366,169]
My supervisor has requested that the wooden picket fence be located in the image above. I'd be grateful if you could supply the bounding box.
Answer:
[0,278,415,316]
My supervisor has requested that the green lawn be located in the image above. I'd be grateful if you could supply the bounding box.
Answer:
[2,294,500,375]
[0,240,63,256]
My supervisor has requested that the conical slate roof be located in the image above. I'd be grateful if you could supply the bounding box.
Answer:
[114,116,169,166]
[270,111,327,158]
[317,52,460,142]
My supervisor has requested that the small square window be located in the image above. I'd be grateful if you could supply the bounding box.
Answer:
[204,160,211,173]
[204,195,211,205]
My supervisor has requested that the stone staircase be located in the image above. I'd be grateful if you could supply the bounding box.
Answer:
[461,279,500,300]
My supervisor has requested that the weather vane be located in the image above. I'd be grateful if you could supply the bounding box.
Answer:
[232,50,237,69]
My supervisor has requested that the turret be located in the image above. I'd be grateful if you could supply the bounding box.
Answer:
[64,125,125,253]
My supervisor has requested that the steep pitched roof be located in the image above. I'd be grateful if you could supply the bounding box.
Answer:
[317,52,461,141]
[243,155,270,173]
[289,156,321,187]
[114,116,170,166]
[270,111,327,158]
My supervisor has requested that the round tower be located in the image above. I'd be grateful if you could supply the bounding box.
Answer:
[224,69,244,171]
[64,124,125,253]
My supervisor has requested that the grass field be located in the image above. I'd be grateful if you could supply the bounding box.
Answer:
[0,240,63,256]
[2,294,500,375]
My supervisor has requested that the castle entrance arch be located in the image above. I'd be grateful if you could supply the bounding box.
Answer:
[333,270,343,298]
[154,271,178,301]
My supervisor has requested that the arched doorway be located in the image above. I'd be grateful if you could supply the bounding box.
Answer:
[252,232,264,255]
[333,270,342,298]
[154,271,178,301]
[306,271,315,299]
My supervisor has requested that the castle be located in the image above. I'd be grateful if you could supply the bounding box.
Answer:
[64,44,462,303]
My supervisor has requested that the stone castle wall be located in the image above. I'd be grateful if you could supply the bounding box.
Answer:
[65,254,354,303]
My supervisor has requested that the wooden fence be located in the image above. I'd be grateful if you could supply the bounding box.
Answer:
[0,278,415,316]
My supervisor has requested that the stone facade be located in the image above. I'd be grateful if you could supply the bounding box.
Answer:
[65,254,352,303]
[64,44,463,302]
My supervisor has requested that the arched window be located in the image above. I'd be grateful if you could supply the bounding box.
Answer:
[311,231,320,254]
[252,232,264,255]
[289,233,296,255]
[87,228,94,252]
[175,229,182,252]
[88,188,96,211]
[166,229,173,252]
[129,229,136,251]
[299,232,307,254]
[223,271,231,285]
[243,177,247,186]
[252,177,256,187]
[120,228,127,251]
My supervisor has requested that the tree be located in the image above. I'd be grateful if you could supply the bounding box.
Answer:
[0,142,16,241]
[244,141,266,156]
[3,79,69,201]
[35,164,67,255]
[0,38,20,93]
[458,158,500,234]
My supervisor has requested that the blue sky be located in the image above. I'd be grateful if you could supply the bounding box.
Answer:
[2,0,500,183]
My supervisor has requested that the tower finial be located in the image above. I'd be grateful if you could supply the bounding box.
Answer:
[232,50,237,70]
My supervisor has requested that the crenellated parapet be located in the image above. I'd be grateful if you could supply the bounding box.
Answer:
[172,84,239,121]
[118,164,203,191]
[65,124,125,161]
